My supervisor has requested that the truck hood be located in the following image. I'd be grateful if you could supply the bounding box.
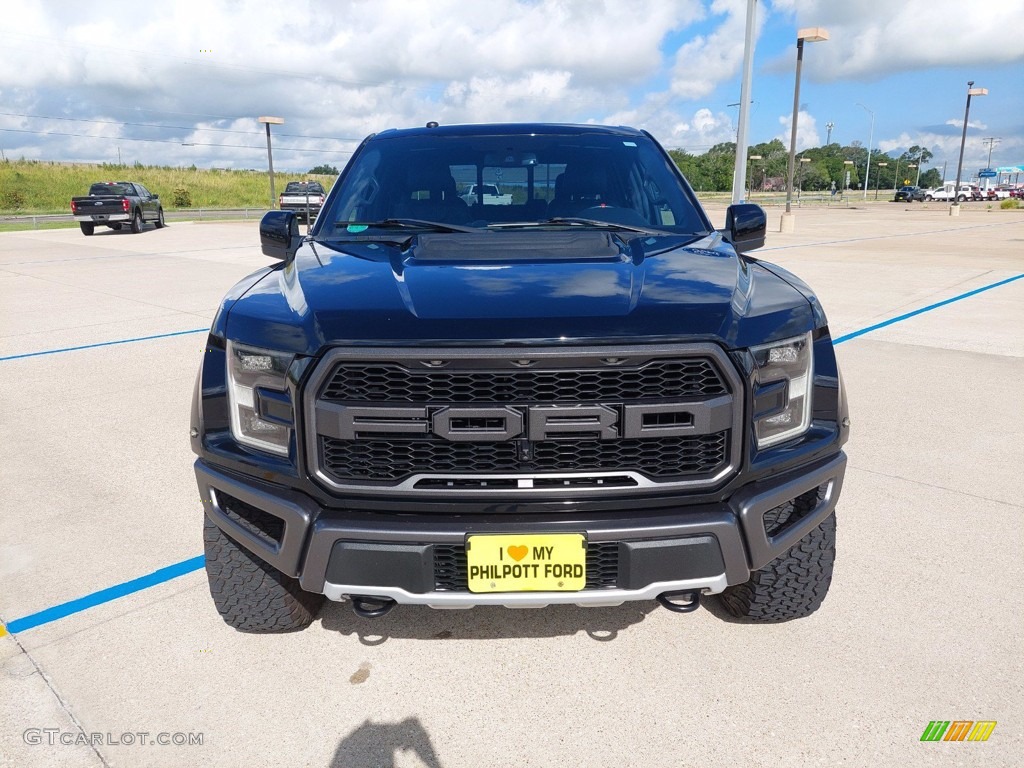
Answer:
[224,231,815,354]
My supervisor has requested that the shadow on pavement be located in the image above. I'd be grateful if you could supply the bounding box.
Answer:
[331,717,442,768]
[319,600,659,645]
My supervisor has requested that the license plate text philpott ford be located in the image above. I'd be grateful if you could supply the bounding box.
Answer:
[465,533,586,593]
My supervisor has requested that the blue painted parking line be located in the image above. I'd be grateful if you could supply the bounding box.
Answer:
[4,557,205,634]
[2,272,1022,635]
[0,328,208,362]
[833,273,1023,345]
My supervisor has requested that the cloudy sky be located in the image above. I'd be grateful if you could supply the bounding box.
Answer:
[1,0,1021,177]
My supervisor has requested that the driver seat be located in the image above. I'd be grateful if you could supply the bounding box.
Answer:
[548,165,618,218]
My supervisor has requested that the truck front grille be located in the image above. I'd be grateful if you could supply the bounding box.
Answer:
[321,359,727,403]
[322,432,728,482]
[303,345,743,497]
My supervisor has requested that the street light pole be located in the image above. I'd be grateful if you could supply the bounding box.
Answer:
[857,103,874,200]
[747,154,762,198]
[781,26,829,233]
[731,0,759,205]
[951,81,987,216]
[258,116,285,210]
[875,162,887,200]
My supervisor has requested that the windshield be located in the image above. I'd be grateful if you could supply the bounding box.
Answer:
[315,130,710,237]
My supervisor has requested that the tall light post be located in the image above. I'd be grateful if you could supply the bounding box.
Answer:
[914,153,924,187]
[857,103,874,200]
[798,156,811,198]
[907,163,917,188]
[781,26,829,233]
[747,154,762,197]
[875,161,887,199]
[951,82,987,216]
[258,116,285,209]
[825,121,834,145]
[891,156,902,193]
[731,0,759,205]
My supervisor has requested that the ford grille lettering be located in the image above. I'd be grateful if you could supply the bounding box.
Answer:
[316,398,732,442]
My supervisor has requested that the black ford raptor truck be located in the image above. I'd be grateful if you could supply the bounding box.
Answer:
[191,123,849,632]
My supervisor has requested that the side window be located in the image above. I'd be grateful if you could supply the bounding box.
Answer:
[136,184,150,198]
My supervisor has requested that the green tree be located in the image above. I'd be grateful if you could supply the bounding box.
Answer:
[308,164,339,175]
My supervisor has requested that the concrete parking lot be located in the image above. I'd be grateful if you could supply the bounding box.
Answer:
[2,204,1022,767]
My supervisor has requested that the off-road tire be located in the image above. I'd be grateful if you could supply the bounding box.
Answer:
[155,208,166,228]
[80,222,94,236]
[203,516,323,632]
[130,210,143,234]
[716,512,836,622]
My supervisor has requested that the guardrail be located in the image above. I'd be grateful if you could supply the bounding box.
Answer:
[0,208,272,228]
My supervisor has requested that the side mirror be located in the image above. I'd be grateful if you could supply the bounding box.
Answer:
[260,211,302,261]
[723,203,766,255]
[152,193,159,199]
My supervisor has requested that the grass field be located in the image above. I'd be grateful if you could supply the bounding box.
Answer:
[0,160,336,214]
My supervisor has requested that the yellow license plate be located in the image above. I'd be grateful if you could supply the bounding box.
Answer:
[466,533,586,593]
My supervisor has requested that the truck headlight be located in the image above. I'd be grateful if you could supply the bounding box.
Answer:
[751,331,813,448]
[226,340,294,456]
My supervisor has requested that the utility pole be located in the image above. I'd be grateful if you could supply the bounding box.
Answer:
[982,137,1000,168]
[857,103,874,200]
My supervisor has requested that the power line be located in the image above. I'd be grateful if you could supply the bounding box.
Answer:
[0,127,352,155]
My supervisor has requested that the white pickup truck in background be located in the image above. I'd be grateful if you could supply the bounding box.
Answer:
[924,183,983,202]
[460,184,513,205]
[279,181,327,220]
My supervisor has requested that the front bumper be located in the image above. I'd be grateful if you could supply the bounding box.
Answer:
[195,452,846,608]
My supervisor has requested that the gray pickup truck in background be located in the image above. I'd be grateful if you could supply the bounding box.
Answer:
[70,181,165,235]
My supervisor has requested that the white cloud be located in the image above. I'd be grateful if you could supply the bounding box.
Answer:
[945,119,987,131]
[776,110,820,151]
[876,131,1021,178]
[0,0,710,169]
[769,0,1024,79]
[670,0,764,99]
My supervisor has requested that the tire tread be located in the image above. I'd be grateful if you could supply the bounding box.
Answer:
[203,517,322,632]
[716,513,836,622]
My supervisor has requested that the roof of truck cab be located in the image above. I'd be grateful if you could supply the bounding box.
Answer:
[372,123,645,139]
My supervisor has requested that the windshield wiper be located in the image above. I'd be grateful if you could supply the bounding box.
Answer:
[334,218,479,233]
[491,217,670,236]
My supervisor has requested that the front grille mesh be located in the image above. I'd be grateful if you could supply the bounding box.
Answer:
[312,351,736,490]
[321,359,727,403]
[433,542,619,591]
[322,432,728,482]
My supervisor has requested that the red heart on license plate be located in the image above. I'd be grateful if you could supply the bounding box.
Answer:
[507,545,528,562]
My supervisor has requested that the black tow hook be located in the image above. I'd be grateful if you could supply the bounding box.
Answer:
[656,590,702,614]
[350,595,397,619]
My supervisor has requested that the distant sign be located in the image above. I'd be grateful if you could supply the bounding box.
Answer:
[978,169,997,178]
